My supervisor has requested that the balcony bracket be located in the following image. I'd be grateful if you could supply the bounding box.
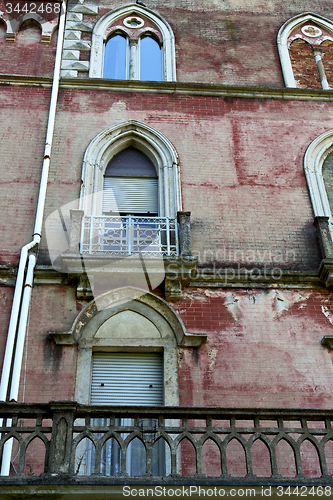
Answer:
[321,335,333,351]
[48,331,76,346]
[164,256,198,302]
[318,259,333,288]
[180,332,207,347]
[314,216,333,288]
[77,274,93,300]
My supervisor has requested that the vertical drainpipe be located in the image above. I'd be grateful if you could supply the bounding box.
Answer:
[0,0,67,475]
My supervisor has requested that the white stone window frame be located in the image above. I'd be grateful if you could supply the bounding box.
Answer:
[277,12,333,88]
[304,130,333,237]
[73,287,182,406]
[79,120,181,218]
[89,3,176,81]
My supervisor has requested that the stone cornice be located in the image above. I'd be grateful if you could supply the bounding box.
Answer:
[0,75,53,88]
[59,78,333,101]
[0,264,324,289]
[0,265,72,286]
[1,74,333,101]
[189,268,323,289]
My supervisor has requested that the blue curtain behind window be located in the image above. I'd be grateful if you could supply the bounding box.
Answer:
[104,34,127,79]
[140,36,162,81]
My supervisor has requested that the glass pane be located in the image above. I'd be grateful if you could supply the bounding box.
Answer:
[127,437,146,476]
[104,35,127,79]
[140,36,162,81]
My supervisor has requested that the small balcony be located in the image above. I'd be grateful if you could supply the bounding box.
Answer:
[1,402,333,496]
[80,215,178,257]
[62,211,197,301]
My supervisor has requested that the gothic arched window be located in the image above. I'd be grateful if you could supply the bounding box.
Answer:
[77,121,181,257]
[278,13,333,89]
[103,32,162,81]
[90,5,176,81]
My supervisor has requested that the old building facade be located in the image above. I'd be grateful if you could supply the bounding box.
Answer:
[1,0,333,497]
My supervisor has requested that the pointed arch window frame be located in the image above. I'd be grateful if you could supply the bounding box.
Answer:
[89,3,176,82]
[304,130,333,234]
[62,285,203,405]
[79,120,181,219]
[277,12,333,88]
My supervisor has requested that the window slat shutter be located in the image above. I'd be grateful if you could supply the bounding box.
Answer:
[103,178,158,214]
[90,353,163,405]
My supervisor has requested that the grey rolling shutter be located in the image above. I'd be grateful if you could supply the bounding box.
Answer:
[90,352,163,405]
[103,177,158,214]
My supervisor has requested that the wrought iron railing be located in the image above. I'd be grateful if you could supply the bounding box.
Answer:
[1,403,333,484]
[80,216,178,257]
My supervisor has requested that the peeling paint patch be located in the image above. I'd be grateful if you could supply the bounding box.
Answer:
[273,290,312,317]
[322,305,333,325]
[274,290,289,315]
[208,348,218,369]
[203,289,228,299]
[224,292,240,321]
[109,100,128,119]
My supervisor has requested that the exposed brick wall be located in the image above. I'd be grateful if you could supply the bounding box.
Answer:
[17,285,79,403]
[66,0,333,87]
[289,39,321,89]
[2,0,333,83]
[0,26,57,77]
[2,0,333,480]
[37,88,333,270]
[7,284,333,410]
[3,85,333,269]
[0,86,51,263]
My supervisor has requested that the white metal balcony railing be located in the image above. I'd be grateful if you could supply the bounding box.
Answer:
[80,215,178,257]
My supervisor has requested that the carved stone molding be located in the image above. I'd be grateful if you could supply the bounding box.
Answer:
[48,286,206,348]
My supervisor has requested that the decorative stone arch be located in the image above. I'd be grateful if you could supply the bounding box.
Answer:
[50,287,205,405]
[89,3,176,81]
[79,120,181,218]
[4,13,58,43]
[17,16,43,41]
[277,12,333,88]
[304,130,333,290]
[304,129,333,219]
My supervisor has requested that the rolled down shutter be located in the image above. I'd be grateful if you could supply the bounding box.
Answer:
[103,177,158,214]
[90,352,163,405]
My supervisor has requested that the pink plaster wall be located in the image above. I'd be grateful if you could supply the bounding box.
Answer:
[174,288,333,409]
